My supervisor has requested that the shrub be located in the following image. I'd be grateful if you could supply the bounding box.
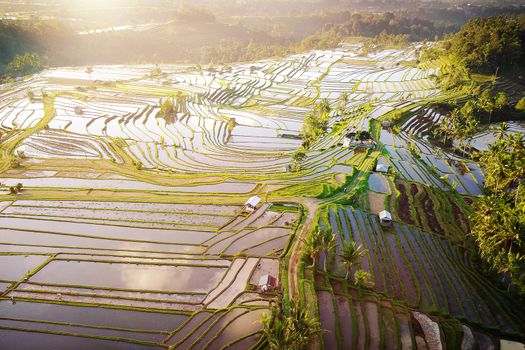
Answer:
[354,269,374,289]
[515,97,525,111]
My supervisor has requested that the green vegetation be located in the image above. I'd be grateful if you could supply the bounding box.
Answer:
[260,299,321,350]
[204,29,343,64]
[1,14,524,347]
[353,269,375,289]
[3,53,44,78]
[422,14,525,90]
[339,241,367,281]
[516,97,525,111]
[300,98,331,149]
[471,133,525,295]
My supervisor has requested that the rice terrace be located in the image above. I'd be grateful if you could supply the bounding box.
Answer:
[0,1,525,349]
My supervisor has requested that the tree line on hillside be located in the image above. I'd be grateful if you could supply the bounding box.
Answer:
[471,130,525,296]
[0,10,461,80]
[422,14,525,89]
[424,15,525,148]
[421,14,525,298]
[325,12,456,42]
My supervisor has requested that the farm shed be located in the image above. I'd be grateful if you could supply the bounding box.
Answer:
[379,210,392,226]
[245,196,261,213]
[258,274,277,292]
[343,131,375,148]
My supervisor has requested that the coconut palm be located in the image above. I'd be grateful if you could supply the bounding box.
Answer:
[339,241,367,280]
[304,229,322,269]
[261,299,321,350]
[338,92,349,115]
[319,230,336,272]
[493,122,509,141]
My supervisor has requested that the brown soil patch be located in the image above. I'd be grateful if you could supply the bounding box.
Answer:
[396,182,414,225]
[330,279,345,295]
[463,196,474,205]
[450,199,470,234]
[368,192,387,215]
[410,183,419,196]
[314,271,327,288]
[421,189,444,235]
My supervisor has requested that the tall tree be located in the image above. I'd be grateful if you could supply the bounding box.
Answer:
[319,229,336,272]
[304,229,322,269]
[339,241,367,280]
[85,66,93,81]
[261,299,321,350]
[471,133,525,294]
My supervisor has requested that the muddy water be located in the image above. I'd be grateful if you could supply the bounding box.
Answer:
[0,229,204,255]
[0,319,166,342]
[368,173,390,194]
[0,177,255,193]
[0,330,163,350]
[31,260,226,293]
[0,255,49,281]
[205,309,267,349]
[0,218,211,247]
[0,300,187,331]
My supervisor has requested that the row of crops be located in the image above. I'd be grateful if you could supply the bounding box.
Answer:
[379,127,484,195]
[0,200,298,348]
[2,39,518,349]
[310,204,525,347]
[0,43,444,181]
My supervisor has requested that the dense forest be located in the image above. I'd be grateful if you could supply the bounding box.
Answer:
[420,14,525,296]
[425,14,525,75]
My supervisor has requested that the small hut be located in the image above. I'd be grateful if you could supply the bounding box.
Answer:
[379,210,392,226]
[244,196,261,213]
[258,274,277,292]
[342,132,356,148]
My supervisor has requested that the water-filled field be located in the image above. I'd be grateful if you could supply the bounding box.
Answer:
[1,40,518,349]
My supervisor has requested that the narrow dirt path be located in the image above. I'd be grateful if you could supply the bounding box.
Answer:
[275,197,321,299]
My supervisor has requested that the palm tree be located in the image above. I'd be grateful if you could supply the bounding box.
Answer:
[319,230,336,272]
[304,230,322,269]
[261,299,321,350]
[339,241,367,280]
[85,66,93,80]
[338,92,349,115]
[261,312,287,350]
[494,122,509,141]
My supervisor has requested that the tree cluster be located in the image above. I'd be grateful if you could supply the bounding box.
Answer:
[203,29,342,64]
[4,53,43,78]
[422,14,525,87]
[333,12,455,42]
[301,98,331,149]
[470,131,525,295]
[260,299,321,350]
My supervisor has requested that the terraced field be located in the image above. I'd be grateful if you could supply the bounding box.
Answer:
[0,41,523,349]
[0,199,295,348]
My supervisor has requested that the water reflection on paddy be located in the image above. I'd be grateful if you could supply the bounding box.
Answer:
[31,260,226,293]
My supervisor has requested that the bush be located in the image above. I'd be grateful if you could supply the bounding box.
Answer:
[354,269,374,288]
[515,97,525,111]
[5,53,43,78]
